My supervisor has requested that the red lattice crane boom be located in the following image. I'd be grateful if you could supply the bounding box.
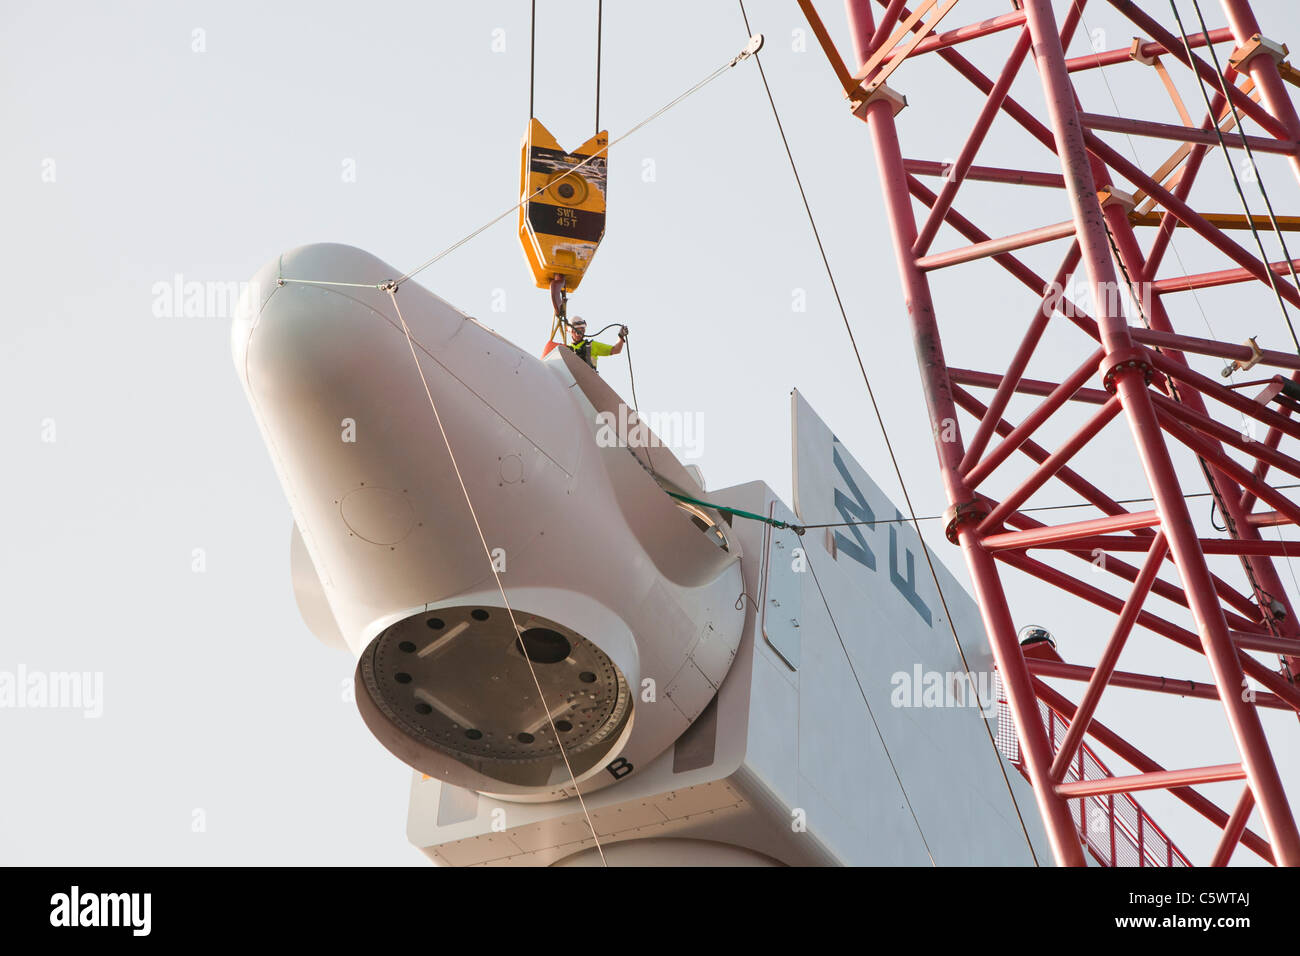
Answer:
[800,0,1300,865]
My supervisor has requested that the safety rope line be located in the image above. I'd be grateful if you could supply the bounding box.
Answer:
[278,277,382,289]
[737,0,1040,865]
[622,333,658,476]
[667,491,804,533]
[798,482,1300,529]
[384,285,608,866]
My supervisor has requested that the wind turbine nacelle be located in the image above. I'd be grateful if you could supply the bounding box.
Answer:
[231,244,744,802]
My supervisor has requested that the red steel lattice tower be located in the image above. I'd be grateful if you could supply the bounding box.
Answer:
[799,0,1300,865]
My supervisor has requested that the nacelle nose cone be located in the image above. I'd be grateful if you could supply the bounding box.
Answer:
[233,244,745,800]
[232,243,460,399]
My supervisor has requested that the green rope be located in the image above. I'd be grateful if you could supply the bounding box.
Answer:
[667,491,805,535]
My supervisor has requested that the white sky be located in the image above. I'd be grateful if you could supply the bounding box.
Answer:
[4,0,1300,865]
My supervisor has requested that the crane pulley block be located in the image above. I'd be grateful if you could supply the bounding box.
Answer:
[518,118,608,294]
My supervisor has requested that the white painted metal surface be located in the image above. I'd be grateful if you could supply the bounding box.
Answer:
[233,244,745,801]
[234,247,1050,863]
[401,395,1053,865]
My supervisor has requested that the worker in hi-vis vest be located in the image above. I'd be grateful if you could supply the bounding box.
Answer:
[567,316,626,371]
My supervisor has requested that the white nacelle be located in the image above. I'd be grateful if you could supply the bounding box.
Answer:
[232,244,744,801]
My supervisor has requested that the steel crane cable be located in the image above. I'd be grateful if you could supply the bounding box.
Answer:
[384,284,609,866]
[278,39,759,293]
[1170,0,1300,354]
[595,0,603,134]
[736,0,1040,866]
[531,0,603,132]
[392,50,745,288]
[1070,0,1296,649]
[1169,0,1300,659]
[1066,0,1226,353]
[1169,1,1300,629]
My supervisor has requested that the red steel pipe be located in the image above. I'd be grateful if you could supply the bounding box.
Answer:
[963,348,1104,488]
[1103,0,1289,139]
[1152,257,1300,295]
[1088,132,1300,309]
[906,174,1103,339]
[1156,412,1300,528]
[1025,657,1291,711]
[959,385,1268,626]
[1130,327,1300,372]
[1079,111,1299,154]
[1211,786,1255,867]
[1056,763,1246,798]
[1049,534,1168,782]
[949,368,1109,405]
[915,219,1076,270]
[1220,0,1300,181]
[1153,351,1300,444]
[1103,191,1300,677]
[1033,678,1274,863]
[903,159,1066,188]
[1006,512,1267,633]
[914,28,1034,256]
[960,244,1084,472]
[1231,630,1300,656]
[1153,391,1300,484]
[1007,533,1300,557]
[878,10,1026,62]
[1245,510,1293,528]
[1002,550,1300,711]
[981,510,1160,551]
[1064,27,1232,72]
[846,0,1088,867]
[977,396,1123,533]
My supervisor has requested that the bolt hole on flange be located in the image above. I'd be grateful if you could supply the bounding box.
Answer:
[515,627,572,664]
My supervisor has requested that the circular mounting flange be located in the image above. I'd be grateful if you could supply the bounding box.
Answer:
[356,605,632,792]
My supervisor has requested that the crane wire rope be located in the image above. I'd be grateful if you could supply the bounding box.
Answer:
[278,40,759,294]
[596,0,603,134]
[1077,0,1300,649]
[1172,0,1300,647]
[1069,0,1285,643]
[1173,0,1300,354]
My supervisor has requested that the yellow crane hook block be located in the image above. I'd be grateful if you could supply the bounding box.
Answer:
[518,118,608,294]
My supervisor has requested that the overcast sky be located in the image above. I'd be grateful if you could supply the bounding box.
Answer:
[4,0,1300,865]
